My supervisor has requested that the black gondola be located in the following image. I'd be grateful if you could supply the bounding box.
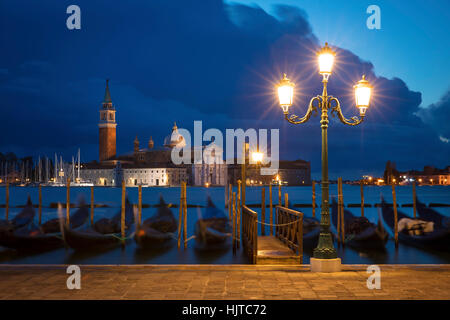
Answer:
[381,196,450,250]
[41,198,89,233]
[416,197,450,230]
[331,199,388,251]
[64,197,134,251]
[93,198,134,234]
[194,197,232,250]
[135,196,177,248]
[0,202,89,252]
[0,196,35,232]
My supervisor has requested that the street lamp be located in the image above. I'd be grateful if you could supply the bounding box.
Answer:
[275,42,372,271]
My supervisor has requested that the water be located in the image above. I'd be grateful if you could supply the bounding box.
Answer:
[0,185,449,264]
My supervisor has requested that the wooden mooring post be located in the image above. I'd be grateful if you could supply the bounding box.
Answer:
[66,178,71,226]
[278,184,281,206]
[232,191,236,252]
[269,184,273,235]
[360,180,365,217]
[90,185,94,226]
[228,183,232,220]
[183,182,187,249]
[38,184,42,225]
[412,181,417,218]
[177,182,184,249]
[261,187,265,235]
[312,181,316,218]
[138,184,142,226]
[237,180,241,248]
[392,183,398,248]
[121,180,126,240]
[5,182,9,220]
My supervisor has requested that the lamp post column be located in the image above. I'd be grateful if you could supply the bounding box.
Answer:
[313,79,337,259]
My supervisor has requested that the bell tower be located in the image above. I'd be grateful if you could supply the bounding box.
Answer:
[99,79,117,162]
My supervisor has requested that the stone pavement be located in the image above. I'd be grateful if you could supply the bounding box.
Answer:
[0,264,449,300]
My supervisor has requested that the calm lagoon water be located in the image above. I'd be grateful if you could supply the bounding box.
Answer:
[0,185,449,265]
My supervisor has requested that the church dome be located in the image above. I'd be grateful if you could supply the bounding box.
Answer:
[164,122,186,148]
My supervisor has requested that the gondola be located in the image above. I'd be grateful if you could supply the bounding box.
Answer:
[194,197,232,250]
[416,197,450,230]
[331,199,388,250]
[0,202,89,252]
[381,196,450,250]
[0,196,35,232]
[40,198,89,233]
[135,196,177,248]
[93,198,134,234]
[64,197,134,251]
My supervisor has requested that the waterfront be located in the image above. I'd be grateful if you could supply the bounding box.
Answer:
[0,185,449,265]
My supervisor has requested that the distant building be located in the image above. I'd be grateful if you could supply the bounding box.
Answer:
[398,165,450,185]
[98,80,117,162]
[80,81,226,187]
[227,159,311,186]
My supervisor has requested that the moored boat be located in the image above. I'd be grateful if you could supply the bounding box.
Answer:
[64,197,134,251]
[381,196,450,250]
[194,197,231,250]
[0,196,35,232]
[135,196,177,248]
[416,197,450,230]
[331,199,388,251]
[0,203,89,252]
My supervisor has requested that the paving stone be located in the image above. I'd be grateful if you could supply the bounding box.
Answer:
[0,265,449,300]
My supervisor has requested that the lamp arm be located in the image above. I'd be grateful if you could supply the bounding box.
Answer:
[329,96,364,126]
[284,96,320,125]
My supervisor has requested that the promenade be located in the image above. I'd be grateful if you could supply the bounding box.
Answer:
[0,264,449,300]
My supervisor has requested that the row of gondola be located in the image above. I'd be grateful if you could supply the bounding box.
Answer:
[0,195,232,254]
[329,196,449,252]
[0,194,448,256]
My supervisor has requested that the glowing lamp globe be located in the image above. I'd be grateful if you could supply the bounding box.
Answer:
[251,151,263,163]
[317,42,336,75]
[277,73,294,113]
[354,75,372,116]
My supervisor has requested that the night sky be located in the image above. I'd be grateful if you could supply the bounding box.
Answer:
[0,0,449,179]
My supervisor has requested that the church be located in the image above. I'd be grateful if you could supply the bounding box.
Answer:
[80,80,227,187]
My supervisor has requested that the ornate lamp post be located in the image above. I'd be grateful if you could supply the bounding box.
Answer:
[276,42,372,271]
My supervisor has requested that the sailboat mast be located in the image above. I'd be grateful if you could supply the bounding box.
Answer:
[72,156,75,181]
[77,148,80,181]
[46,157,49,183]
[38,156,41,183]
[54,153,58,182]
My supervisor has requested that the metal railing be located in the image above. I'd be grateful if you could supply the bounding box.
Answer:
[275,205,303,263]
[242,205,258,264]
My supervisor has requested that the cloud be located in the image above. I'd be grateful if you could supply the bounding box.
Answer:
[417,89,450,140]
[0,0,447,178]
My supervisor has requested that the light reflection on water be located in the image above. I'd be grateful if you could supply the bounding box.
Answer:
[0,185,449,264]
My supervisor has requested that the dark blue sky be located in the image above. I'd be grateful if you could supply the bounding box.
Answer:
[0,0,449,179]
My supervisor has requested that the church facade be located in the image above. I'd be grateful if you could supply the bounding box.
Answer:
[80,80,309,187]
[80,81,225,187]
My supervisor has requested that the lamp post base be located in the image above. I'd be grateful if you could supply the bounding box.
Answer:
[310,258,342,273]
